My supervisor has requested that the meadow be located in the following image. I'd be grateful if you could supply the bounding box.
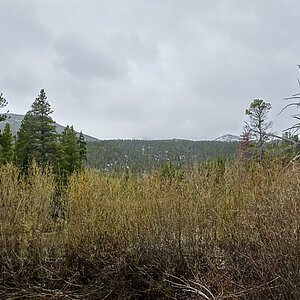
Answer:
[0,161,299,299]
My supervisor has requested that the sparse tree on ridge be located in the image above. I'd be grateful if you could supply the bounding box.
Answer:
[244,99,273,160]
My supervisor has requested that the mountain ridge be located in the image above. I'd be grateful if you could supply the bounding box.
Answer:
[1,114,241,143]
[0,113,99,142]
[214,134,240,142]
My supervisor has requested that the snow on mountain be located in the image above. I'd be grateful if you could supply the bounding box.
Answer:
[214,134,240,142]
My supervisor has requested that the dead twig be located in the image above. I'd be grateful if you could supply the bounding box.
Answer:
[164,273,215,300]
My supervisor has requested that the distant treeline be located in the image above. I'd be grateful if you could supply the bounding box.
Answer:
[86,139,238,171]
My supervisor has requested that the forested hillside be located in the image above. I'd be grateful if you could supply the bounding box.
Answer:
[86,139,238,171]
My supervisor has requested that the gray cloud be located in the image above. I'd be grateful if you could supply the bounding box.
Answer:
[0,1,51,53]
[0,0,53,110]
[55,35,120,79]
[1,0,300,139]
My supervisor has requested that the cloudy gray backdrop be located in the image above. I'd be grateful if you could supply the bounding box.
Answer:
[0,0,299,140]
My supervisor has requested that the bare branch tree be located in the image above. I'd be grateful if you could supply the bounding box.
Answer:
[282,65,300,135]
[272,65,300,166]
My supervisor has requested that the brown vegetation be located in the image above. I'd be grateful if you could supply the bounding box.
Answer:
[0,162,299,299]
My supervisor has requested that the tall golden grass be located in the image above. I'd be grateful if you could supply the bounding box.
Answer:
[0,161,299,299]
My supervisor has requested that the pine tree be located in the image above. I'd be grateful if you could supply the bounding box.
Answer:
[15,112,36,168]
[15,89,58,168]
[0,123,13,164]
[78,131,87,167]
[30,89,58,164]
[0,93,8,122]
[58,125,81,176]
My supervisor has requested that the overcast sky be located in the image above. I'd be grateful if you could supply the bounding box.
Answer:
[0,0,299,140]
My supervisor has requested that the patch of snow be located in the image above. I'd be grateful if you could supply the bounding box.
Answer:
[214,134,240,142]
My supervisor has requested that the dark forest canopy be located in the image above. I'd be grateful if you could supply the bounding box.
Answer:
[86,139,238,172]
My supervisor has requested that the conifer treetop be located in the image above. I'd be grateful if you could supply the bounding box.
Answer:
[0,93,8,122]
[30,89,54,120]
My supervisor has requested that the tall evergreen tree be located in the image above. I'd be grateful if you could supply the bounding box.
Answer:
[0,123,13,164]
[0,93,8,122]
[15,89,58,168]
[30,89,57,164]
[78,131,87,166]
[58,125,81,176]
[15,112,36,168]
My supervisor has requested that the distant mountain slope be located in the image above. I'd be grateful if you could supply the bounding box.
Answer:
[215,134,240,142]
[86,139,238,171]
[0,113,99,142]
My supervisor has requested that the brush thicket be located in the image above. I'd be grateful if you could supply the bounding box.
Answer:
[0,162,299,299]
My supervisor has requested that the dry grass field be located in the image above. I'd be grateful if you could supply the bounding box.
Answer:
[0,162,299,299]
